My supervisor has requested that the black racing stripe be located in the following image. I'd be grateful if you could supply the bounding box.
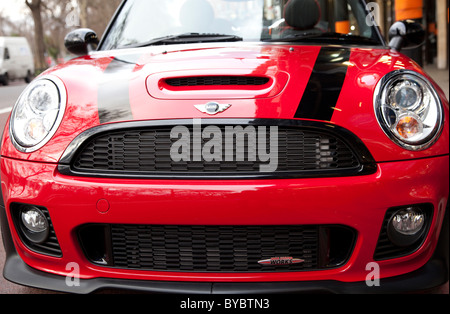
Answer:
[97,54,141,124]
[294,47,351,121]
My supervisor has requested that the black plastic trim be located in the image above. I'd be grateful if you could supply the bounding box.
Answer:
[2,251,447,294]
[58,119,377,180]
[97,0,127,51]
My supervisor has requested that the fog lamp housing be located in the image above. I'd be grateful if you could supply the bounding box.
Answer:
[19,206,50,244]
[387,207,427,247]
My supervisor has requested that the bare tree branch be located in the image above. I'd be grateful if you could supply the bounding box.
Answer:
[25,0,47,71]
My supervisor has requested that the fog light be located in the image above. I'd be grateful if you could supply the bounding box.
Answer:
[387,207,426,247]
[391,208,424,235]
[22,207,48,232]
[20,206,49,244]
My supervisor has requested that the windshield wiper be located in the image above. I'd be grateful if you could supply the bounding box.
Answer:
[263,32,380,45]
[120,33,243,48]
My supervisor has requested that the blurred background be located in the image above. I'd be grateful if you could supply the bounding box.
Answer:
[0,0,122,74]
[370,0,448,69]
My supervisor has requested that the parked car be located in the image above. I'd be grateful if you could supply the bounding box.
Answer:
[0,37,34,85]
[0,0,448,294]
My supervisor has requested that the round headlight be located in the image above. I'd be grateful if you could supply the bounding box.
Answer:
[9,76,67,153]
[374,70,443,150]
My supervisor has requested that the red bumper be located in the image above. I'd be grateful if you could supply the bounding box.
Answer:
[1,153,448,288]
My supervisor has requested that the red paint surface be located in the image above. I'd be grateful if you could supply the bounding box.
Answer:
[1,43,448,286]
[1,155,448,282]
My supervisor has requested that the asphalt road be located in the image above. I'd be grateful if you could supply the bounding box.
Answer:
[0,74,448,294]
[0,81,25,132]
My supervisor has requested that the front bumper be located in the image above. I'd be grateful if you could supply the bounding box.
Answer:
[1,154,449,293]
[2,251,447,294]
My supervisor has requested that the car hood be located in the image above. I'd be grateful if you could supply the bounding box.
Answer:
[2,43,449,163]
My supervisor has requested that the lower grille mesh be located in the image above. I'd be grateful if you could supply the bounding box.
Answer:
[111,225,318,272]
[78,224,356,273]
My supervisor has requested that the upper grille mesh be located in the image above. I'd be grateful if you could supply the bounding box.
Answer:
[70,125,361,177]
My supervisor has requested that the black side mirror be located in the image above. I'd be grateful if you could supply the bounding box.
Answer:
[64,28,99,56]
[388,20,425,52]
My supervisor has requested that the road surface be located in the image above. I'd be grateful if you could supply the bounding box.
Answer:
[0,81,25,132]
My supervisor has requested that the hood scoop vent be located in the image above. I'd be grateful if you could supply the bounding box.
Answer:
[165,76,270,87]
[146,70,289,100]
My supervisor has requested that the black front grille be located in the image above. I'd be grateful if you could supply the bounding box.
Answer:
[65,121,370,179]
[165,76,270,87]
[78,224,355,272]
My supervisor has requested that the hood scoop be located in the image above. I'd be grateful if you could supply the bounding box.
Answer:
[146,70,289,100]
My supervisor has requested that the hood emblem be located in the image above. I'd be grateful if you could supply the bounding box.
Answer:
[258,257,305,265]
[195,102,231,115]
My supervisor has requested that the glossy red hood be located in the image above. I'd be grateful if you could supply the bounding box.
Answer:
[1,43,449,163]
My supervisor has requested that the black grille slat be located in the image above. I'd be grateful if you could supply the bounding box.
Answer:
[71,125,361,177]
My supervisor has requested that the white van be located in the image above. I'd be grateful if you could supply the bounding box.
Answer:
[0,37,35,85]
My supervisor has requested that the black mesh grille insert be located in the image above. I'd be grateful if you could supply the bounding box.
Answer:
[69,124,362,178]
[165,76,270,87]
[78,224,356,272]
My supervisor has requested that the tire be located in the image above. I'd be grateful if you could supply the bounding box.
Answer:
[25,70,33,83]
[0,73,8,86]
[432,201,449,284]
[2,73,9,86]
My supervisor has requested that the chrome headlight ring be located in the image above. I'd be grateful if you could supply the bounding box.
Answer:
[9,75,67,153]
[374,70,444,151]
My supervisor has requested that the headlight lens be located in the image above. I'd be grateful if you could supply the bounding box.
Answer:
[10,76,66,152]
[374,70,443,150]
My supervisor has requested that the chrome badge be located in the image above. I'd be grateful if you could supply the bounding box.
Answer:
[195,102,231,115]
[258,257,305,265]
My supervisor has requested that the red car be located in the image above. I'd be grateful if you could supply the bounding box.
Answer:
[1,0,448,294]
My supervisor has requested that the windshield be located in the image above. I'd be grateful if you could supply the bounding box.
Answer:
[100,0,383,50]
